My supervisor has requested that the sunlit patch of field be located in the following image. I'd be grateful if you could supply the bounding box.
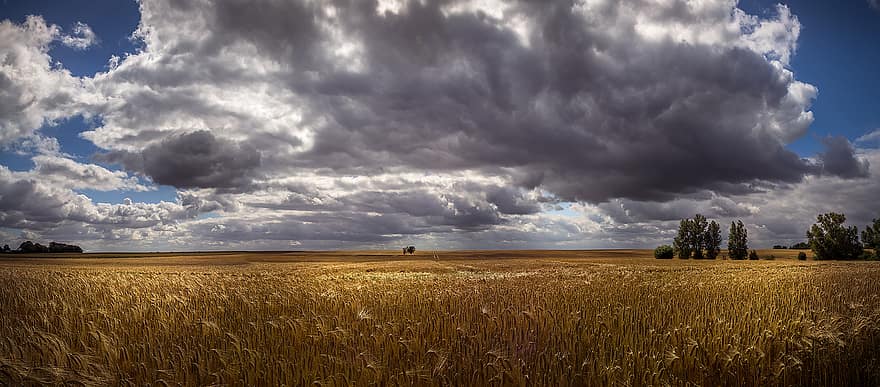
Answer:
[1,250,879,385]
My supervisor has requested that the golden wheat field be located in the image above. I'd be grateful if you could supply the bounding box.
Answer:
[1,250,879,386]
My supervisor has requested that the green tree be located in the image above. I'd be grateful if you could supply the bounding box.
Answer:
[807,212,863,260]
[862,218,880,259]
[691,214,708,259]
[704,221,722,260]
[728,220,748,260]
[673,219,693,259]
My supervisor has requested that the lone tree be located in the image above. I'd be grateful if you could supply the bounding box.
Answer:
[705,221,722,260]
[728,220,749,260]
[806,212,863,260]
[862,218,880,259]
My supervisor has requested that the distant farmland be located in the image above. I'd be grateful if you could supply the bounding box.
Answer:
[1,250,879,385]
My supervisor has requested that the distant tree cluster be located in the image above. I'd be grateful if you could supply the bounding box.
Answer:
[1,241,83,254]
[658,212,878,261]
[672,214,722,259]
[789,242,810,250]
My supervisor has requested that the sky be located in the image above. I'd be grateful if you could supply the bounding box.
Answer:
[0,0,878,252]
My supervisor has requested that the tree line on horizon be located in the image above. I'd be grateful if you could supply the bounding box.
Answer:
[0,241,83,254]
[655,213,880,261]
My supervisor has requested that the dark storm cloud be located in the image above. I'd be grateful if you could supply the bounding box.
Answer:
[0,177,69,228]
[817,136,870,178]
[250,184,537,231]
[188,213,422,244]
[599,195,756,224]
[86,0,845,204]
[486,186,541,215]
[101,130,262,189]
[241,0,823,202]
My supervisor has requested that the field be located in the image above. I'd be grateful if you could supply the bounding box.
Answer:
[1,250,880,386]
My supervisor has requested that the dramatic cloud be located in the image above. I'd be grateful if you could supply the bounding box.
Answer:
[0,0,876,250]
[0,165,220,238]
[100,130,262,189]
[817,136,870,178]
[80,0,856,203]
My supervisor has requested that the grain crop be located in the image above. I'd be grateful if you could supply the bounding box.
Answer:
[1,250,878,385]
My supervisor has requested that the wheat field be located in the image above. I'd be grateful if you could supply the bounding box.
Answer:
[1,250,879,386]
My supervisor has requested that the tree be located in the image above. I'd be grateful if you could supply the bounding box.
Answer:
[797,251,807,260]
[673,219,693,259]
[728,220,748,260]
[19,241,34,252]
[1,244,9,253]
[654,245,674,259]
[748,250,759,260]
[862,218,880,259]
[704,221,722,260]
[691,214,708,259]
[674,214,715,259]
[806,213,863,260]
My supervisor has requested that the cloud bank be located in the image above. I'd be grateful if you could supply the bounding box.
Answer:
[0,0,875,251]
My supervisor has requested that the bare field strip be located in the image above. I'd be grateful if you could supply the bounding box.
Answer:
[1,250,879,385]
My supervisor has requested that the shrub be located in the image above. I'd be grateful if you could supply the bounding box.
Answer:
[797,252,807,261]
[654,245,674,259]
[748,250,759,260]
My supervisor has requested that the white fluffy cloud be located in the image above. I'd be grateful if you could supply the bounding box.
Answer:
[60,22,98,50]
[857,129,880,145]
[0,16,98,142]
[31,155,151,192]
